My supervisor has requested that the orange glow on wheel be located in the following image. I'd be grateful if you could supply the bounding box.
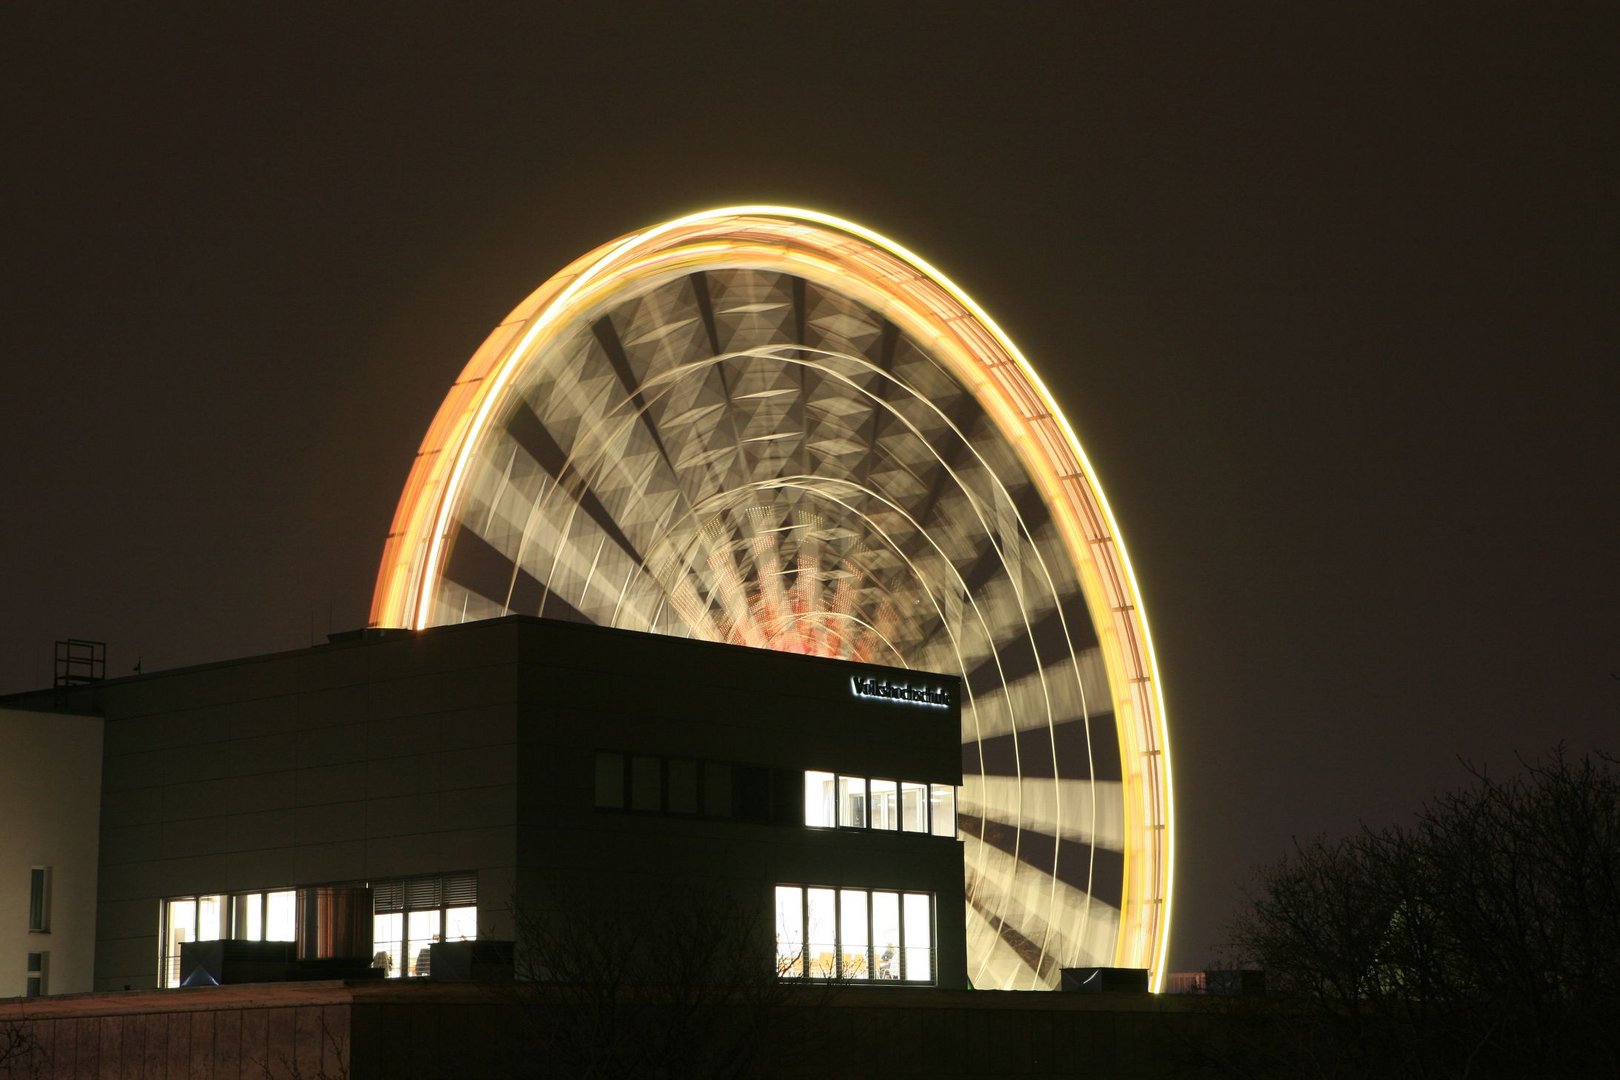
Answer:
[371,208,1174,989]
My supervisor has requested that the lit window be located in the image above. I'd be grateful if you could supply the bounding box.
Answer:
[374,912,403,978]
[774,885,934,983]
[235,892,264,940]
[900,782,928,833]
[806,887,837,978]
[806,771,955,835]
[872,892,901,979]
[838,775,867,828]
[160,888,296,987]
[839,890,869,979]
[163,898,197,988]
[904,893,933,982]
[407,911,440,977]
[265,890,296,941]
[372,872,478,979]
[804,771,836,827]
[28,867,49,932]
[773,886,803,975]
[198,894,224,941]
[445,905,477,942]
[929,783,956,837]
[869,779,899,830]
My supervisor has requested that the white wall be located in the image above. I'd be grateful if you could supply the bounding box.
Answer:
[0,708,103,996]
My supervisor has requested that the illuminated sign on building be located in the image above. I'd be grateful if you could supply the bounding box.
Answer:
[850,676,952,709]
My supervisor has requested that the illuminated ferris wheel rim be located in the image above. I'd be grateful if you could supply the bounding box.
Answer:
[369,205,1175,987]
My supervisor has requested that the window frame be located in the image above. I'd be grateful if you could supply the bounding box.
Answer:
[25,951,47,998]
[27,866,50,933]
[159,887,298,988]
[774,884,935,984]
[804,771,956,836]
[371,872,479,979]
[594,749,735,819]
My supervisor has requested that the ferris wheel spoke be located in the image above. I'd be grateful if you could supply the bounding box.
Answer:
[974,712,1121,782]
[959,775,1125,853]
[375,209,1173,988]
[963,833,1121,982]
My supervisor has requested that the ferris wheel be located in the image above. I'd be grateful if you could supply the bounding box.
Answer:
[370,207,1174,990]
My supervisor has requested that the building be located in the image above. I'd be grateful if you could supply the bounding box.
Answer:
[2,616,965,996]
[0,708,103,998]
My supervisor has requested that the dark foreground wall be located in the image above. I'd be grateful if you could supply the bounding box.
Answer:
[0,981,1221,1080]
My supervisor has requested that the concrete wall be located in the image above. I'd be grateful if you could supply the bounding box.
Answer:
[502,617,967,986]
[0,982,353,1079]
[0,980,1217,1079]
[0,709,103,997]
[89,629,522,990]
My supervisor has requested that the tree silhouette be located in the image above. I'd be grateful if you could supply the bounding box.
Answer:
[1214,748,1620,1079]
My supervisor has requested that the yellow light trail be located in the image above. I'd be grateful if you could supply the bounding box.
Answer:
[370,207,1175,988]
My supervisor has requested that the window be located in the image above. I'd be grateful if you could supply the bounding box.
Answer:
[773,886,803,976]
[25,952,46,997]
[594,752,625,808]
[838,775,867,827]
[161,889,296,987]
[28,867,49,932]
[630,755,661,811]
[775,885,934,983]
[266,890,296,940]
[805,771,956,836]
[929,783,956,837]
[667,758,699,814]
[372,872,477,978]
[594,750,737,819]
[804,770,835,827]
[869,779,899,830]
[900,782,928,833]
[702,761,732,817]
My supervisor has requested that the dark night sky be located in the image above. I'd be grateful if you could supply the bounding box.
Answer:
[3,4,1615,972]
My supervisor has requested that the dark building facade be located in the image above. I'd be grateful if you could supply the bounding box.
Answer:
[4,616,965,994]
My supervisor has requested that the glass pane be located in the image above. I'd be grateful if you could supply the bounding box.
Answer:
[630,755,661,811]
[667,758,698,814]
[839,889,869,979]
[838,775,867,828]
[703,761,732,817]
[266,891,296,941]
[28,868,46,931]
[373,913,402,977]
[407,910,442,976]
[445,905,478,942]
[929,784,956,837]
[806,888,837,978]
[774,886,804,977]
[901,782,928,833]
[593,752,624,808]
[197,895,225,941]
[166,899,196,988]
[903,893,932,982]
[232,893,263,940]
[872,892,902,980]
[804,771,836,827]
[870,779,899,830]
